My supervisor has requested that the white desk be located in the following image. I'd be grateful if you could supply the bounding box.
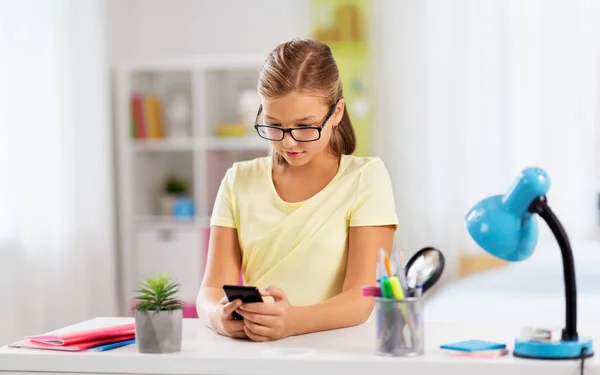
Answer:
[0,317,597,375]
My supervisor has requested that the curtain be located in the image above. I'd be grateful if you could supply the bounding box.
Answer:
[0,0,118,345]
[373,0,600,277]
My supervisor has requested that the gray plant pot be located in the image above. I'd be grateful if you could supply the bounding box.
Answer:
[135,309,182,354]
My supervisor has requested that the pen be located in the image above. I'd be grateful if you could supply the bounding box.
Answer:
[392,248,402,274]
[414,269,425,297]
[89,338,135,351]
[414,284,423,297]
[393,248,409,294]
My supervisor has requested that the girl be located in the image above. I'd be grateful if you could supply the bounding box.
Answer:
[196,38,398,342]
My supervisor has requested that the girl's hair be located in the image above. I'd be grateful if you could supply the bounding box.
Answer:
[257,38,357,164]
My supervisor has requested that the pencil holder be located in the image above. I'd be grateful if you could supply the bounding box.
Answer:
[374,297,424,357]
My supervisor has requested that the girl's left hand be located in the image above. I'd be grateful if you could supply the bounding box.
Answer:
[235,285,295,342]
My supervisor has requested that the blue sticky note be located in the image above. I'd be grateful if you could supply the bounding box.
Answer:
[440,340,506,352]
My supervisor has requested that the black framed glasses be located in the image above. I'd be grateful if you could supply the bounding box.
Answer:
[253,99,340,142]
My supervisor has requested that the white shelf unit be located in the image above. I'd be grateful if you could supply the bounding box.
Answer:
[113,56,270,314]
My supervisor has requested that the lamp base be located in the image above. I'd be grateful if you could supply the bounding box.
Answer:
[514,338,594,360]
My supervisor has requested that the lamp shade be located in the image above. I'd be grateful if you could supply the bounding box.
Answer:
[465,167,550,262]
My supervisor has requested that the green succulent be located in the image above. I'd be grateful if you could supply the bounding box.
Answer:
[133,273,184,312]
[164,176,188,195]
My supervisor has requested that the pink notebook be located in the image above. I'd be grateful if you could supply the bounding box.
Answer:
[25,323,135,346]
[10,334,135,352]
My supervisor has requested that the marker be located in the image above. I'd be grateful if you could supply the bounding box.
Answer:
[388,276,405,300]
[385,274,410,327]
[362,286,382,297]
[380,275,394,299]
[384,255,393,277]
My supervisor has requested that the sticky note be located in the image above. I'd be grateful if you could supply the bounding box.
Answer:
[449,348,509,358]
[440,340,506,352]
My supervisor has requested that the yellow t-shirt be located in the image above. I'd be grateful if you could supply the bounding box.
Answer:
[210,154,399,306]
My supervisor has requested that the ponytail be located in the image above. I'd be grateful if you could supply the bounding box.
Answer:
[329,104,356,156]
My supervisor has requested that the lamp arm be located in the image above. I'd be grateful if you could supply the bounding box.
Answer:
[529,196,578,341]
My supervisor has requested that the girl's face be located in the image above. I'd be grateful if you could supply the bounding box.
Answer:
[256,92,344,167]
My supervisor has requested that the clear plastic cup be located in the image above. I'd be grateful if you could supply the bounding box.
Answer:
[374,297,424,357]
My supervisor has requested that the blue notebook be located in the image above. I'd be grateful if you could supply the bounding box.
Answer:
[440,340,506,352]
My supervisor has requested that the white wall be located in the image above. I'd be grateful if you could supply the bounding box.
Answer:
[106,0,311,63]
[371,1,600,282]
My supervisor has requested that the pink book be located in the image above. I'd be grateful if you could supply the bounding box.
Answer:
[131,94,146,139]
[9,334,135,352]
[25,323,135,346]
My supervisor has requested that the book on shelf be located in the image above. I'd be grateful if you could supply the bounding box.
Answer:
[131,93,166,140]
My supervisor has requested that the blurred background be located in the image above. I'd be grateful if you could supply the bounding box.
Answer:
[1,0,599,345]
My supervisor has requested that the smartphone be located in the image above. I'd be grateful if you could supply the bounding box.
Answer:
[222,285,264,320]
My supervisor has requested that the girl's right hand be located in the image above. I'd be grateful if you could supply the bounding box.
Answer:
[210,296,247,339]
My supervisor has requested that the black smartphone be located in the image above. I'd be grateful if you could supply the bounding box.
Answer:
[222,285,264,320]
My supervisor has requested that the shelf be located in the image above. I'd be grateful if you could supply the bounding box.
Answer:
[204,136,269,151]
[135,215,208,230]
[130,137,269,152]
[131,138,196,152]
[114,55,269,314]
[117,55,265,72]
[204,68,261,136]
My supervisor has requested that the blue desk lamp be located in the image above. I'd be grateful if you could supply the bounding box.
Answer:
[465,167,593,360]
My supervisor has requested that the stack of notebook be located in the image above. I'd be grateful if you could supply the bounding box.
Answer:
[440,340,509,358]
[9,323,136,352]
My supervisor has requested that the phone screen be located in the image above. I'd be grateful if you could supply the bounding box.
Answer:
[222,285,264,320]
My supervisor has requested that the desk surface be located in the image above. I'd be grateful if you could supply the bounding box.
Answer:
[0,317,597,375]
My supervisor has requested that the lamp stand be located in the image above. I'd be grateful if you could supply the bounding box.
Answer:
[512,196,594,360]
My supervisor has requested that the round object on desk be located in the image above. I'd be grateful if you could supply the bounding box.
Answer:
[514,338,594,360]
[404,246,445,293]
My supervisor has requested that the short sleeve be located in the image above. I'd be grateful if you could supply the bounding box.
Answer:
[349,159,399,229]
[210,167,237,228]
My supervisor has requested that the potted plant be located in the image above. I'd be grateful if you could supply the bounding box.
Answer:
[132,273,184,353]
[159,175,189,216]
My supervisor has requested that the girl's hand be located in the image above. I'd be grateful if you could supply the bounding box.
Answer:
[236,285,295,342]
[209,296,248,339]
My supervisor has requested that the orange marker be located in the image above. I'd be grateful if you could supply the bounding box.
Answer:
[384,255,393,277]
